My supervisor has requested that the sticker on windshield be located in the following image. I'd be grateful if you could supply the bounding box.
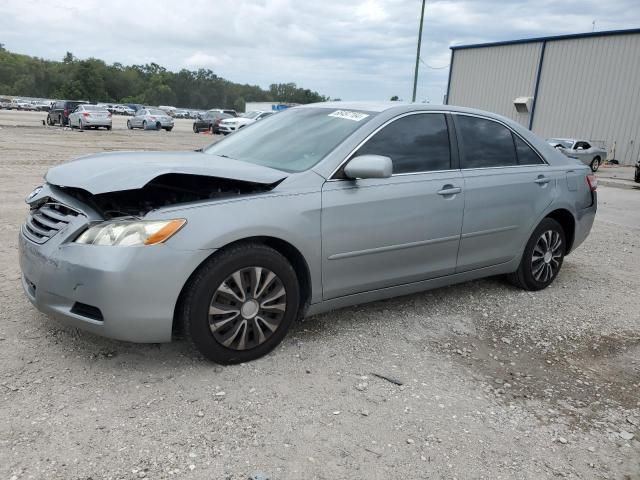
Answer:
[328,110,369,122]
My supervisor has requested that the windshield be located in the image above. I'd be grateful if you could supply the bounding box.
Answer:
[204,107,374,172]
[547,138,573,148]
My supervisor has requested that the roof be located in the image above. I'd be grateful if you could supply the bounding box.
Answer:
[301,101,409,113]
[450,27,640,51]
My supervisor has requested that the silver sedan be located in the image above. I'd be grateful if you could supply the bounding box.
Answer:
[19,102,597,364]
[547,138,607,172]
[127,108,174,131]
[68,105,113,130]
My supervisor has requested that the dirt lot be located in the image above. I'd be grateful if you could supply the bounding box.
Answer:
[1,110,639,479]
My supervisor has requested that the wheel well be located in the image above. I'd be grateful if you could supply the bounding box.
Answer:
[172,236,312,335]
[546,209,575,253]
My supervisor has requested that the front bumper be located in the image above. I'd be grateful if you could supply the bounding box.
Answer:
[19,217,214,343]
[218,124,237,133]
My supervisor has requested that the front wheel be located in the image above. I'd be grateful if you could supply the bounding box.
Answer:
[193,124,199,133]
[507,218,566,291]
[181,244,300,364]
[590,156,601,172]
[142,120,147,130]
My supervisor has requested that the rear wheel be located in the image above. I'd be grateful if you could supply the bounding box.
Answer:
[142,120,147,130]
[46,116,53,126]
[165,127,173,132]
[590,156,601,172]
[79,119,84,131]
[181,243,300,364]
[193,124,199,133]
[58,115,62,126]
[127,120,132,130]
[508,218,566,291]
[106,125,112,131]
[156,121,161,130]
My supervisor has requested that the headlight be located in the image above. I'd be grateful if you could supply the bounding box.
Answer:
[25,185,43,202]
[75,219,186,246]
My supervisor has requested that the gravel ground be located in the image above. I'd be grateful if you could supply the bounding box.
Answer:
[1,110,639,480]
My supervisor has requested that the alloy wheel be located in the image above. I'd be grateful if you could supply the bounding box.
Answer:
[531,230,563,283]
[208,267,287,351]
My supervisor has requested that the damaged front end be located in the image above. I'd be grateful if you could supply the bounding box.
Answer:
[58,173,281,219]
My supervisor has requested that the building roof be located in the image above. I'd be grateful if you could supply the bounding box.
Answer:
[450,27,640,51]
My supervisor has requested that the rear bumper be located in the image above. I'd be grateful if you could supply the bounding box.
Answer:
[19,230,214,343]
[83,117,112,127]
[571,192,597,253]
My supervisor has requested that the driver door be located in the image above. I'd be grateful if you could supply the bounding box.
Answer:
[321,112,464,299]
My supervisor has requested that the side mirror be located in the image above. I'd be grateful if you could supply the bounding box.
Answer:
[344,155,393,180]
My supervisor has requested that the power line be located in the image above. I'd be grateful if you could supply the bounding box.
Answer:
[419,57,449,70]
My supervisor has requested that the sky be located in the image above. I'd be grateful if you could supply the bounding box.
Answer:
[1,0,639,104]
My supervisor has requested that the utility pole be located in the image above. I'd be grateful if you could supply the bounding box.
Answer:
[412,0,426,102]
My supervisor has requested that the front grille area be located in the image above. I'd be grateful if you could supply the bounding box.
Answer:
[23,202,82,244]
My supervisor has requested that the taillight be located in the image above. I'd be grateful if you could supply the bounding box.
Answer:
[64,109,69,116]
[149,116,156,120]
[83,112,90,118]
[108,113,112,118]
[586,174,597,191]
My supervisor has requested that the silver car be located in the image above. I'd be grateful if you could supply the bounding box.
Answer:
[127,108,174,131]
[19,102,597,364]
[547,138,607,172]
[68,105,113,130]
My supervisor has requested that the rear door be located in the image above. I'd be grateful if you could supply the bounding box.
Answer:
[453,114,555,272]
[321,112,464,299]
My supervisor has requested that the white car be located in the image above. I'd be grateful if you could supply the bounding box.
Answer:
[218,111,273,134]
[113,105,135,116]
[127,108,174,131]
[68,104,113,130]
[547,138,607,172]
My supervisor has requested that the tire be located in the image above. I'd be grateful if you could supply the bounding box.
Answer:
[46,116,53,126]
[106,125,112,131]
[155,121,161,130]
[79,119,84,131]
[508,218,566,291]
[127,120,132,130]
[193,124,199,133]
[590,156,601,172]
[635,166,640,184]
[58,115,62,126]
[180,243,300,364]
[165,127,173,132]
[142,120,147,130]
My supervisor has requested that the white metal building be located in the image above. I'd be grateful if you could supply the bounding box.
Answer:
[445,28,640,165]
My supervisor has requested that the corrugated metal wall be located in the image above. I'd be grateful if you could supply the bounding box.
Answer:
[447,43,542,125]
[533,34,640,165]
[448,32,640,165]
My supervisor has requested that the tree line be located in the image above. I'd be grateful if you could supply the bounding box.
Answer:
[0,45,330,110]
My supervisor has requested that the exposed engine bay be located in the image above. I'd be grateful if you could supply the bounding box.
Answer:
[60,173,279,219]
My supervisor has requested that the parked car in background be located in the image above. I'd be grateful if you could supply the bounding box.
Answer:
[127,108,174,131]
[547,138,607,172]
[47,100,89,126]
[112,105,135,115]
[208,108,238,117]
[218,110,272,135]
[19,102,597,364]
[68,104,112,130]
[173,109,190,119]
[0,98,11,109]
[31,101,51,111]
[193,111,232,133]
[15,99,36,111]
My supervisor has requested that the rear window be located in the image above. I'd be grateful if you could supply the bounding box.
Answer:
[82,105,107,111]
[147,109,166,115]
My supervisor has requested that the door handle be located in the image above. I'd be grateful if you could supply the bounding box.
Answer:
[534,176,551,185]
[437,185,462,196]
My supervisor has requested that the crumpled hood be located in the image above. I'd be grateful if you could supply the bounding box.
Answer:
[45,151,287,194]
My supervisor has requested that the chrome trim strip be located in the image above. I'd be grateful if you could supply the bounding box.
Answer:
[461,225,518,239]
[328,235,459,260]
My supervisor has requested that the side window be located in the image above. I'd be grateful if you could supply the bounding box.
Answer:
[354,113,451,174]
[514,135,544,165]
[456,115,517,168]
